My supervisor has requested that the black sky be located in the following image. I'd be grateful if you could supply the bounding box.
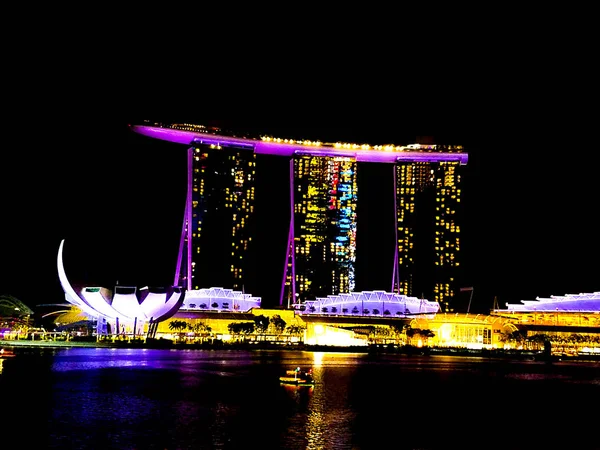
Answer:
[1,115,598,315]
[3,0,597,318]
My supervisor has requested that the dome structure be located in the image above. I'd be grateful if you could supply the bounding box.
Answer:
[294,290,440,318]
[500,291,600,312]
[181,287,261,312]
[57,240,184,335]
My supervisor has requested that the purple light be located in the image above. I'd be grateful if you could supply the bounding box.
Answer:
[131,125,469,164]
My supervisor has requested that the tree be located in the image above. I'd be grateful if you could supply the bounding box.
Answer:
[286,324,306,336]
[270,314,287,333]
[228,322,254,335]
[168,320,188,341]
[527,333,549,351]
[169,320,187,333]
[189,322,212,342]
[500,329,527,348]
[254,315,270,333]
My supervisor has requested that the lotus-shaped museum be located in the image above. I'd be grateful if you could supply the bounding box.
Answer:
[57,240,184,334]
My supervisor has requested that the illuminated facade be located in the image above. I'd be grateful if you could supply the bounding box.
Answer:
[56,240,184,336]
[297,290,440,317]
[392,159,463,312]
[131,124,468,312]
[499,291,600,312]
[190,143,256,292]
[180,287,261,312]
[288,156,357,303]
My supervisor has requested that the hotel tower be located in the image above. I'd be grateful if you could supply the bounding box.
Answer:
[131,123,467,313]
[285,156,358,304]
[188,136,257,292]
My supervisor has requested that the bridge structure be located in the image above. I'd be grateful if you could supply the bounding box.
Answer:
[131,123,468,313]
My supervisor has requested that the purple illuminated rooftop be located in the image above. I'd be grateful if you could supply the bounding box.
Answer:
[498,292,600,312]
[131,123,469,164]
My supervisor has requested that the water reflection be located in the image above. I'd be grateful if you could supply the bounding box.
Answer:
[1,348,599,449]
[305,361,356,450]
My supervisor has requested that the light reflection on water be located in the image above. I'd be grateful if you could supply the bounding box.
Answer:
[1,348,600,449]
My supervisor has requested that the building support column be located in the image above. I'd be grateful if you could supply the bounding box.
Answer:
[391,164,400,293]
[280,157,296,307]
[174,146,194,290]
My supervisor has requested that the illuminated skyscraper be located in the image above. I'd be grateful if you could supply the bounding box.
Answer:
[131,124,467,313]
[392,156,463,312]
[288,156,358,303]
[189,143,256,291]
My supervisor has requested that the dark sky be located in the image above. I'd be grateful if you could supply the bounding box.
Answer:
[1,115,598,315]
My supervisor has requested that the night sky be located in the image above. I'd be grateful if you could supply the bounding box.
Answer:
[1,115,598,315]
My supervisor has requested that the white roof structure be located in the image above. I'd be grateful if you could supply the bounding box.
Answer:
[181,287,261,312]
[57,240,183,324]
[499,292,600,312]
[295,290,440,318]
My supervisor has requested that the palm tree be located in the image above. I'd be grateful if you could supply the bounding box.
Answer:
[168,320,188,342]
[189,322,212,342]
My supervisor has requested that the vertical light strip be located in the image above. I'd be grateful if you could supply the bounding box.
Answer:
[174,201,187,287]
[280,157,296,307]
[186,146,193,291]
[392,165,400,293]
[290,156,296,304]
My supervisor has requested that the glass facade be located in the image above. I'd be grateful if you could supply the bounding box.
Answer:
[135,124,467,312]
[191,144,256,292]
[289,156,358,302]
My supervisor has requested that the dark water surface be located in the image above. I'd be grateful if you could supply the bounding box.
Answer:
[1,347,599,449]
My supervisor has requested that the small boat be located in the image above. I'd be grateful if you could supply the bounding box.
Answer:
[0,348,16,359]
[280,367,314,385]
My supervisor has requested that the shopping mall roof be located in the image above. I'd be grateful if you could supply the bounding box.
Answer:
[495,292,600,313]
